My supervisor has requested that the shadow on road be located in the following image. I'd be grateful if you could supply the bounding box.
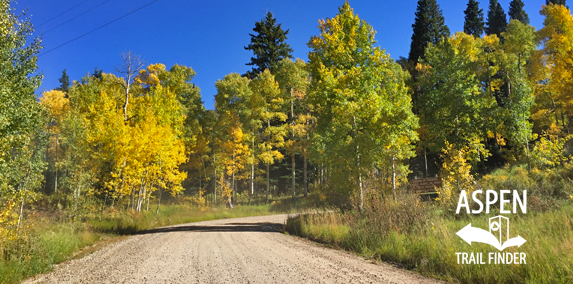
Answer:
[136,222,284,235]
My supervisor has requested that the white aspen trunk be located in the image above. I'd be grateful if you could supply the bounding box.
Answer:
[358,155,363,211]
[146,184,152,211]
[156,187,163,215]
[131,186,135,211]
[232,151,235,207]
[214,156,217,204]
[251,133,255,195]
[74,183,81,214]
[304,155,308,197]
[17,196,25,229]
[136,175,145,212]
[55,135,58,193]
[424,149,428,178]
[292,153,296,200]
[137,179,147,213]
[291,91,296,201]
[266,118,271,204]
[353,115,363,211]
[392,155,397,201]
[266,163,270,203]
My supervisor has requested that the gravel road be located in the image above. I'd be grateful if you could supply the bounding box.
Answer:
[24,214,443,284]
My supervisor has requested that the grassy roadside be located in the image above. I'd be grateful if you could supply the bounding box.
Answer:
[285,202,573,283]
[0,196,318,284]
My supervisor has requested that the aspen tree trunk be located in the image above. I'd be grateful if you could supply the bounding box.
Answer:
[251,135,255,195]
[17,196,25,229]
[137,179,147,212]
[292,154,296,200]
[291,92,296,201]
[266,164,270,203]
[137,175,146,212]
[304,155,308,197]
[55,135,58,193]
[214,156,217,204]
[227,174,233,209]
[131,187,135,211]
[392,155,397,201]
[156,187,163,215]
[353,116,363,211]
[266,118,271,204]
[424,149,428,178]
[146,184,153,211]
[232,151,235,206]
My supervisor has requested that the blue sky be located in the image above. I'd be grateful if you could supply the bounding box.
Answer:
[16,0,549,109]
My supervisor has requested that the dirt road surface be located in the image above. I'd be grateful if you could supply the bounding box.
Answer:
[24,214,443,284]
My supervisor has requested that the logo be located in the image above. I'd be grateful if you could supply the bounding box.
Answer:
[456,215,526,251]
[454,190,528,265]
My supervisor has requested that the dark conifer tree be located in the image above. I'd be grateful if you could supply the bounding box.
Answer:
[509,0,530,24]
[92,67,103,80]
[486,0,508,37]
[546,0,566,5]
[56,69,70,93]
[464,0,485,37]
[244,12,293,79]
[408,0,450,63]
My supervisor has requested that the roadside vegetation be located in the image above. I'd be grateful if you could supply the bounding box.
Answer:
[2,0,573,283]
[287,200,573,283]
[287,163,573,283]
[0,194,321,284]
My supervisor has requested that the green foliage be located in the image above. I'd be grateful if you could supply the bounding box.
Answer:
[530,134,572,169]
[418,32,492,154]
[0,0,46,235]
[308,1,418,207]
[408,0,450,63]
[464,0,485,37]
[244,12,293,79]
[486,0,508,37]
[437,142,478,212]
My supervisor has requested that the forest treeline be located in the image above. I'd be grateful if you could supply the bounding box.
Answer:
[2,0,573,239]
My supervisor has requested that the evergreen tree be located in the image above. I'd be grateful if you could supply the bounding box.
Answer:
[92,66,102,80]
[408,0,450,63]
[464,0,485,37]
[509,0,530,24]
[546,0,566,5]
[244,12,293,79]
[56,69,70,93]
[486,0,508,37]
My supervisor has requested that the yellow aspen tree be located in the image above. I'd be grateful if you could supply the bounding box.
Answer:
[275,59,312,199]
[250,70,288,203]
[538,4,573,133]
[40,90,69,193]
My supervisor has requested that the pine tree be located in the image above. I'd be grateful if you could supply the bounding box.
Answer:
[464,0,485,37]
[486,0,508,37]
[509,0,530,24]
[56,69,70,93]
[546,0,566,5]
[408,0,450,63]
[92,66,102,80]
[244,12,293,79]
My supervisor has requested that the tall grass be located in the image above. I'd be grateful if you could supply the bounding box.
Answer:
[286,199,573,283]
